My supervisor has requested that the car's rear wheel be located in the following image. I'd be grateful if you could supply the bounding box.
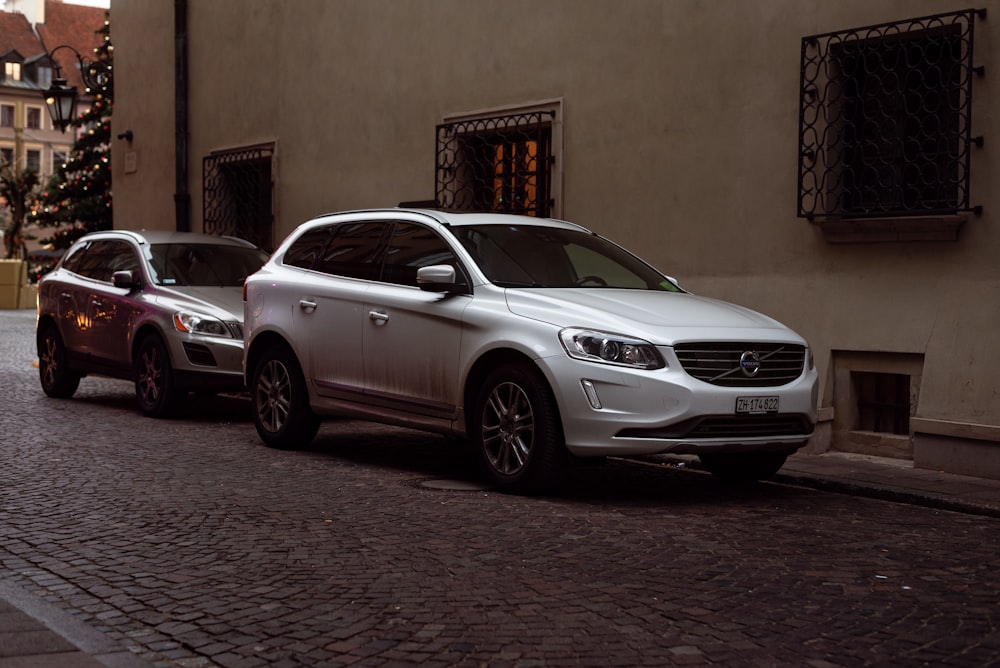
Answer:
[698,451,791,482]
[474,363,567,494]
[134,335,185,418]
[252,344,320,449]
[37,324,80,398]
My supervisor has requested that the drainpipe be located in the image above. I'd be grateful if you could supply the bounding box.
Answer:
[174,0,190,232]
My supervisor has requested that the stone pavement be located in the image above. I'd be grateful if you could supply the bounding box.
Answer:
[0,578,149,667]
[2,447,996,667]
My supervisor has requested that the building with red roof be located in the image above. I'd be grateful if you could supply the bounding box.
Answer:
[0,0,105,178]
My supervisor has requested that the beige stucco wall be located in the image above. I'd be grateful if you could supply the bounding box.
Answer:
[111,0,1000,463]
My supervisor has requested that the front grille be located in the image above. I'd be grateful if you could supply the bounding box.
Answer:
[674,343,806,387]
[618,414,814,440]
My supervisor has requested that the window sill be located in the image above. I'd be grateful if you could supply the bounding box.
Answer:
[812,215,966,243]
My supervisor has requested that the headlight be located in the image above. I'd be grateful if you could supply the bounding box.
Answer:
[173,311,231,338]
[559,328,665,369]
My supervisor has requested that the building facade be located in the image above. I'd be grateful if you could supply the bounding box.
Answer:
[0,0,103,181]
[110,0,1000,479]
[0,0,105,263]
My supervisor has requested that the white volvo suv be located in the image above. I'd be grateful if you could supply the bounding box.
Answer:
[243,209,818,493]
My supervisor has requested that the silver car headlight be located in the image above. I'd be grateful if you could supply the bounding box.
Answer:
[559,328,665,370]
[173,311,232,338]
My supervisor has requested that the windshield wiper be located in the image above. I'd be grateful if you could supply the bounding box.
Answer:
[492,280,543,288]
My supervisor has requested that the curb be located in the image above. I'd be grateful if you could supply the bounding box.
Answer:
[772,471,1000,520]
[0,579,152,668]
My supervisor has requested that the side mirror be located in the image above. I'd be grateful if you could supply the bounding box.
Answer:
[416,264,457,293]
[112,270,139,290]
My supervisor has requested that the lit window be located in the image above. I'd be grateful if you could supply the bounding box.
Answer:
[4,62,21,81]
[435,102,562,218]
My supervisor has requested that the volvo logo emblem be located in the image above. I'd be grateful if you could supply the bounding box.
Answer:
[739,350,761,377]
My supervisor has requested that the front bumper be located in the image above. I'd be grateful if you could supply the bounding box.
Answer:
[165,332,246,392]
[539,353,819,458]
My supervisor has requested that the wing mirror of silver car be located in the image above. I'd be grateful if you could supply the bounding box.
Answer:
[112,270,139,291]
[416,264,457,293]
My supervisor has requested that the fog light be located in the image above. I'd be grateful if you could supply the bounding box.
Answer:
[581,379,602,409]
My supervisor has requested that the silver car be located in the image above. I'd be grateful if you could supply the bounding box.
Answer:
[244,209,818,493]
[37,230,268,417]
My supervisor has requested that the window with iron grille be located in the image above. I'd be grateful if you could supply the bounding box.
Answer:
[203,144,275,251]
[798,9,985,222]
[436,111,554,217]
[853,371,911,436]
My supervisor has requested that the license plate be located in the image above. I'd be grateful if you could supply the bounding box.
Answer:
[736,396,779,414]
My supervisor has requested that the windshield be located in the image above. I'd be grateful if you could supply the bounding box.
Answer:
[149,243,268,287]
[448,224,680,291]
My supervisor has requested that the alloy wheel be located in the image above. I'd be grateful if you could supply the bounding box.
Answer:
[256,358,291,434]
[481,381,535,476]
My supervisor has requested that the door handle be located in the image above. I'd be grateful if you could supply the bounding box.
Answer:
[299,299,317,312]
[368,310,389,324]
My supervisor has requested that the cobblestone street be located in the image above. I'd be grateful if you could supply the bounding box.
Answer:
[1,309,998,666]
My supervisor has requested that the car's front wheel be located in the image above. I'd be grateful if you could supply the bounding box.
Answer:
[698,451,791,482]
[37,323,80,398]
[134,335,185,418]
[474,363,567,494]
[251,344,320,449]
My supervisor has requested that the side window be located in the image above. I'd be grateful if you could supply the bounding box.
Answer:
[107,242,140,276]
[72,240,138,283]
[315,222,386,280]
[283,227,332,270]
[381,222,462,288]
[60,242,91,274]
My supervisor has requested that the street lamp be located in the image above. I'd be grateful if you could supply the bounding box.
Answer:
[41,44,109,133]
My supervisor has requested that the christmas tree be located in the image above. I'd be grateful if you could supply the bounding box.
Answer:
[30,13,113,253]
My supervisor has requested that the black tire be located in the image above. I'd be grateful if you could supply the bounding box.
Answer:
[474,363,567,494]
[698,451,791,482]
[251,344,320,449]
[134,335,185,418]
[37,323,80,398]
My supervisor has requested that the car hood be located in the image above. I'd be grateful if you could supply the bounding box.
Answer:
[504,289,803,344]
[155,285,246,322]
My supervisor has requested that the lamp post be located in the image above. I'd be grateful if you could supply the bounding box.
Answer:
[41,45,110,133]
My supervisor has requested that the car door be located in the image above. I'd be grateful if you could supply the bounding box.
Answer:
[362,221,471,420]
[296,222,387,401]
[81,240,141,372]
[52,241,95,356]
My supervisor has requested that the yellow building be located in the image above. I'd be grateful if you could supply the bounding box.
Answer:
[110,1,1000,479]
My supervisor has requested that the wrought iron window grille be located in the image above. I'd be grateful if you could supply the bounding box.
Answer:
[798,9,986,221]
[203,144,275,251]
[435,112,554,218]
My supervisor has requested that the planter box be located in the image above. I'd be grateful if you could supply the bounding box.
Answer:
[0,259,27,286]
[0,260,31,309]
